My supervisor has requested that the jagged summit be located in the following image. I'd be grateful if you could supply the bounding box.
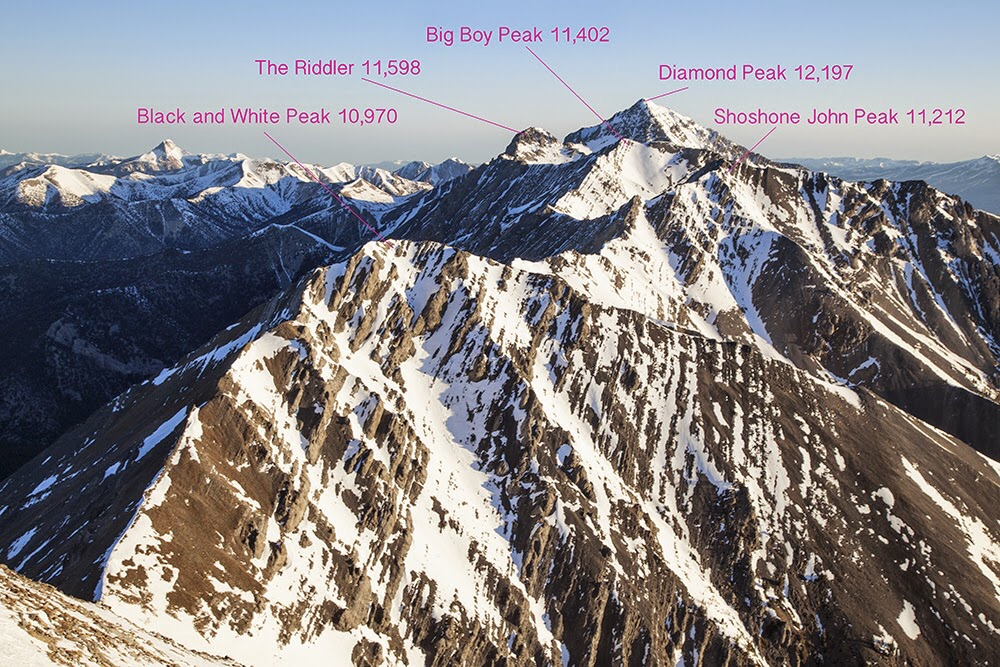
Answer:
[121,138,190,172]
[497,101,756,170]
[392,159,432,180]
[391,158,473,185]
[564,100,742,157]
[154,138,183,154]
[504,126,561,158]
[146,138,184,161]
[499,126,595,166]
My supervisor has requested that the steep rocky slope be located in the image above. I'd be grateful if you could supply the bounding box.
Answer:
[1,238,999,665]
[382,101,1000,461]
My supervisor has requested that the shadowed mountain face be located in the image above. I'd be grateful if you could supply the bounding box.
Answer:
[0,226,349,479]
[0,147,464,480]
[1,101,999,665]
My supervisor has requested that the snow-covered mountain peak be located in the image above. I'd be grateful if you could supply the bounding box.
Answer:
[391,158,475,185]
[504,127,583,164]
[505,127,558,151]
[12,163,117,207]
[356,166,433,198]
[317,161,358,184]
[426,157,474,184]
[156,138,182,153]
[565,100,745,160]
[392,160,432,180]
[150,139,186,161]
[123,139,191,172]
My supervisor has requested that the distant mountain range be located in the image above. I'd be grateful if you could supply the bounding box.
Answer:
[0,141,472,479]
[1,102,999,665]
[368,158,476,185]
[0,149,119,169]
[0,147,474,184]
[786,155,1000,215]
[0,142,474,261]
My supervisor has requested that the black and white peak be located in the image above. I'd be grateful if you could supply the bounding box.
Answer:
[121,138,189,172]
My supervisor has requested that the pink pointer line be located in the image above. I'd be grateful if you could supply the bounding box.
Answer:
[360,78,517,133]
[525,46,626,143]
[728,126,777,173]
[645,86,689,101]
[262,130,391,245]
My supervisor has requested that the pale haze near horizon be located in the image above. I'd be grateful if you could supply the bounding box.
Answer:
[1,0,996,166]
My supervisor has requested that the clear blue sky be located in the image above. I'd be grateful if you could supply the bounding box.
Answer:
[2,0,996,165]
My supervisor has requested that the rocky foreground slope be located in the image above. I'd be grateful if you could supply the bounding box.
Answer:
[0,564,237,666]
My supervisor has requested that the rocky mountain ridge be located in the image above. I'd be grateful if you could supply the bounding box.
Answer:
[786,154,1000,216]
[2,235,999,665]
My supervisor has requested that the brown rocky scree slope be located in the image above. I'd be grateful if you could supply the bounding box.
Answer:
[0,239,998,665]
[0,563,240,666]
